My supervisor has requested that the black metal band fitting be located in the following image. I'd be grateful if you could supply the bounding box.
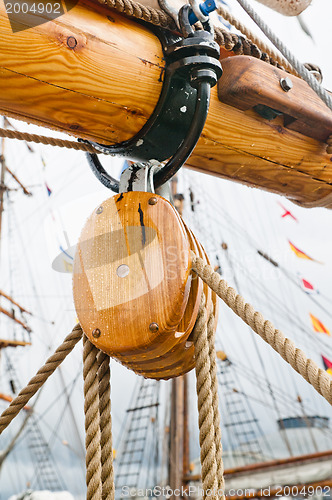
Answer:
[83,12,222,192]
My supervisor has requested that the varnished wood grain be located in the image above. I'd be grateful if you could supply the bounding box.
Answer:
[0,0,162,142]
[217,56,332,142]
[73,192,192,360]
[136,246,219,380]
[0,0,332,206]
[176,225,203,338]
[123,223,203,376]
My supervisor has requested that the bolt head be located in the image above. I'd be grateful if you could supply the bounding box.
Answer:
[148,197,158,205]
[67,36,77,49]
[92,328,101,338]
[149,322,159,333]
[96,206,103,214]
[280,77,293,92]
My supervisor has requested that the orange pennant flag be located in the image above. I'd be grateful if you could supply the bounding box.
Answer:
[288,241,322,263]
[310,313,330,336]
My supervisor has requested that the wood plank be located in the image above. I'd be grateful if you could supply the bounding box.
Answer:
[0,306,32,332]
[217,56,332,141]
[0,0,331,207]
[0,0,162,142]
[0,392,31,410]
[0,339,31,348]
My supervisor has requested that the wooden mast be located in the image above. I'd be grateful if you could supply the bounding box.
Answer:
[0,118,32,339]
[0,118,6,258]
[0,0,331,207]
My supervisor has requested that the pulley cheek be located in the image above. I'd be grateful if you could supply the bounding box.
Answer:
[73,192,193,362]
[74,6,221,379]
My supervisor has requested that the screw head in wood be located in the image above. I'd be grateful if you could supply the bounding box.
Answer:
[148,197,158,205]
[149,322,159,332]
[96,206,103,214]
[92,328,101,338]
[67,36,77,49]
[280,77,293,92]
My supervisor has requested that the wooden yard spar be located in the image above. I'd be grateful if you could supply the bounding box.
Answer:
[0,0,332,207]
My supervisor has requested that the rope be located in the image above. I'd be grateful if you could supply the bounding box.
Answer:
[192,295,219,499]
[83,335,103,500]
[233,0,332,111]
[97,351,115,500]
[216,4,296,75]
[0,324,83,434]
[327,136,332,155]
[97,0,285,69]
[97,0,175,28]
[0,128,101,153]
[206,310,224,496]
[191,252,332,405]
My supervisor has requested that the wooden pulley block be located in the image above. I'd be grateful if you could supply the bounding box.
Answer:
[73,191,193,362]
[123,223,205,378]
[73,191,219,380]
[123,229,219,380]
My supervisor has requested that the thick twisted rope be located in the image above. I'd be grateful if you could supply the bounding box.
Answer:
[206,311,224,496]
[233,0,332,111]
[0,324,83,434]
[191,252,332,405]
[327,136,332,155]
[83,335,103,500]
[97,0,285,70]
[0,128,101,153]
[192,295,219,500]
[216,4,296,75]
[97,351,115,500]
[97,0,175,28]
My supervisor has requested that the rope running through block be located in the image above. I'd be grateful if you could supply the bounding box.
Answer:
[192,294,224,499]
[191,251,332,405]
[83,335,103,500]
[97,350,115,499]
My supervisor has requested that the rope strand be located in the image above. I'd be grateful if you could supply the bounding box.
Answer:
[206,311,224,497]
[192,296,219,500]
[83,335,103,500]
[0,324,83,434]
[0,128,101,153]
[97,351,115,500]
[191,252,332,405]
[216,4,296,75]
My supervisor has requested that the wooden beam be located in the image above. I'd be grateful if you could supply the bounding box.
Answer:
[0,306,32,332]
[0,338,31,348]
[0,290,32,314]
[5,166,32,196]
[0,392,31,410]
[169,377,184,498]
[0,120,6,254]
[224,479,332,500]
[184,449,332,482]
[0,0,331,207]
